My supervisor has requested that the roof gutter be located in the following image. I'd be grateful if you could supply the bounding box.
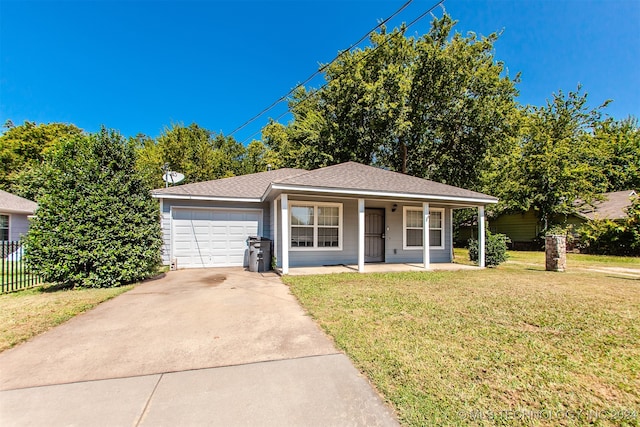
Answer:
[152,194,263,203]
[266,184,498,205]
[0,208,37,215]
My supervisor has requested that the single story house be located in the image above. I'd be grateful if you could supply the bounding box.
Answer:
[151,162,498,273]
[459,190,637,248]
[0,189,37,242]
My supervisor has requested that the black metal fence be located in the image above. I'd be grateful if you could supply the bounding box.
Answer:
[1,241,43,293]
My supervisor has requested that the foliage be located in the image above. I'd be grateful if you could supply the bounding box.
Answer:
[468,230,510,267]
[589,116,640,192]
[485,87,610,231]
[134,123,276,189]
[242,140,281,175]
[578,196,640,256]
[0,121,83,199]
[24,128,162,288]
[264,14,519,190]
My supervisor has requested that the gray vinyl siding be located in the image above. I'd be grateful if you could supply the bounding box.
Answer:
[276,197,453,268]
[3,213,31,241]
[158,198,270,266]
[158,195,455,268]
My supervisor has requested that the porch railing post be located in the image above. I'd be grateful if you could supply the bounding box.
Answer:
[478,205,486,268]
[281,194,289,275]
[358,199,365,273]
[423,202,430,269]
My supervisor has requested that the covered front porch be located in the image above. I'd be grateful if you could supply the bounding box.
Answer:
[273,193,490,274]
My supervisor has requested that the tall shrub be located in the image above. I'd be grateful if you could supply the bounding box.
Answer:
[25,128,162,288]
[468,230,510,267]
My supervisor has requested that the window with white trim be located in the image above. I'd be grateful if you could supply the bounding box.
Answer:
[0,215,8,241]
[403,207,445,250]
[290,202,342,250]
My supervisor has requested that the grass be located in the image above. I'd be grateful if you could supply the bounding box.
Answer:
[453,248,640,272]
[284,251,640,426]
[0,283,133,352]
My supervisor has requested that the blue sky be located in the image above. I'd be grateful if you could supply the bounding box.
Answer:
[1,0,638,143]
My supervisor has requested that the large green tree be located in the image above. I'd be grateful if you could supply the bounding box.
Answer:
[25,128,162,288]
[263,14,519,190]
[135,123,252,189]
[0,121,83,199]
[589,116,640,192]
[486,87,610,231]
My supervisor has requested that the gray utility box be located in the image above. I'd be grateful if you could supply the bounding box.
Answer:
[248,236,272,272]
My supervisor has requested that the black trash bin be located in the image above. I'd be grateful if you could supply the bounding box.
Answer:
[248,236,272,272]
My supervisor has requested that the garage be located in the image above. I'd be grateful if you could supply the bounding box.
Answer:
[172,208,262,268]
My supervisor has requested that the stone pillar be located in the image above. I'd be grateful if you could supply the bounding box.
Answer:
[545,235,566,272]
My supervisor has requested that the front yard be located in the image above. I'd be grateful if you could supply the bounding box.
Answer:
[284,252,640,426]
[0,284,132,352]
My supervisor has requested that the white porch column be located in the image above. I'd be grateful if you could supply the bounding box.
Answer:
[281,194,289,274]
[423,202,430,269]
[272,199,278,268]
[478,205,486,268]
[358,198,365,273]
[449,208,454,262]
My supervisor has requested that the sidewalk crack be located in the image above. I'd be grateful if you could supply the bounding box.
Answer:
[134,374,163,427]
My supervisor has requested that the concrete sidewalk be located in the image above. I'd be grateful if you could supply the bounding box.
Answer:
[0,269,398,426]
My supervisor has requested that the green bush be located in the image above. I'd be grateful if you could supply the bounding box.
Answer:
[24,128,162,288]
[468,230,510,267]
[577,196,640,256]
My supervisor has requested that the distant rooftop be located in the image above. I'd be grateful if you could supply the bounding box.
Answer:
[578,190,637,220]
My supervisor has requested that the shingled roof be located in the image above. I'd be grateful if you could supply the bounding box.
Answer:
[0,190,37,214]
[578,190,637,220]
[152,161,497,203]
[272,162,497,202]
[152,168,306,200]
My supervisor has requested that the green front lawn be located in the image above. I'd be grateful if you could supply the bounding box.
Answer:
[453,247,640,270]
[284,253,640,426]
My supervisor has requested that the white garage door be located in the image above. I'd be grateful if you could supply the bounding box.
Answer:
[172,208,262,268]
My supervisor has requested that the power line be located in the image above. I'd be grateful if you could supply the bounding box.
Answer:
[228,0,415,138]
[239,0,447,145]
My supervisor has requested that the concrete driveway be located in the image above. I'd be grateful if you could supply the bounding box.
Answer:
[0,269,398,426]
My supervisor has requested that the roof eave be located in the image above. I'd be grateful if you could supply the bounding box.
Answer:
[0,208,37,215]
[152,194,262,203]
[267,184,498,205]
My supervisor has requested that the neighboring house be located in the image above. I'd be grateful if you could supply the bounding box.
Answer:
[469,190,637,248]
[152,162,497,272]
[576,190,637,221]
[0,189,37,242]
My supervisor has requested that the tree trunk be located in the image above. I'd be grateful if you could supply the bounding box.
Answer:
[401,142,408,174]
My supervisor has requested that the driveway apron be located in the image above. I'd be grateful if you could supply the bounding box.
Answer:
[0,269,398,426]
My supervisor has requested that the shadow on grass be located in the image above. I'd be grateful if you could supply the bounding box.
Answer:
[37,283,75,293]
[606,275,640,281]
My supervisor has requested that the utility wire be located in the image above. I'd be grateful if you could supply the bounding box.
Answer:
[228,0,415,138]
[239,0,446,145]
